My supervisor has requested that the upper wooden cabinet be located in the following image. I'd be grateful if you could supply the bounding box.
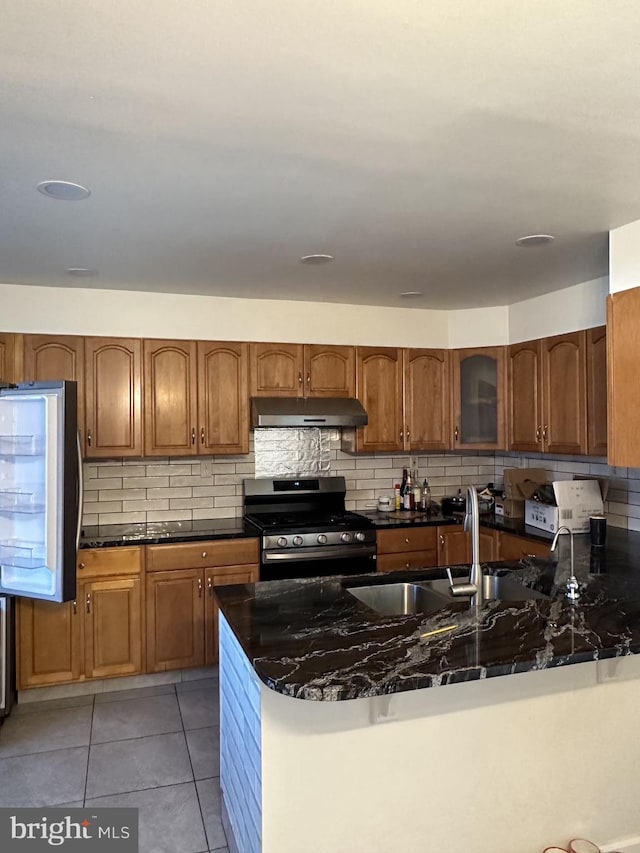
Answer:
[144,339,249,456]
[508,333,587,455]
[608,289,640,466]
[452,347,506,450]
[586,326,607,457]
[343,347,450,454]
[250,343,354,398]
[85,338,142,458]
[22,335,86,442]
[0,333,20,383]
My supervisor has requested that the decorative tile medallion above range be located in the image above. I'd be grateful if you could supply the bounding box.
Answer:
[253,428,333,479]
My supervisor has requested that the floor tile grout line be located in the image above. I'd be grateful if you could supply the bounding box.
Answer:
[177,686,216,849]
[82,694,96,806]
[84,778,206,805]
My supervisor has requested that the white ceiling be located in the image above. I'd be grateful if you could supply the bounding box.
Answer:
[2,1,639,310]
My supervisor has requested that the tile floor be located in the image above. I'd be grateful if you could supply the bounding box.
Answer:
[0,676,228,853]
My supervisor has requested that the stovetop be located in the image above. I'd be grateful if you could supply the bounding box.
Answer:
[244,510,374,534]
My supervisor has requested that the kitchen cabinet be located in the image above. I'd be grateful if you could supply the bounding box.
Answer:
[144,339,249,456]
[0,332,20,383]
[17,546,143,688]
[250,343,354,398]
[85,337,142,457]
[508,332,587,455]
[376,526,438,573]
[344,347,449,453]
[497,532,550,560]
[607,289,640,466]
[145,539,259,670]
[452,347,506,450]
[586,325,607,457]
[22,334,85,442]
[436,526,497,565]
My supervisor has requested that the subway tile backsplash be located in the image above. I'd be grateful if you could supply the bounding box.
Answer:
[81,430,640,530]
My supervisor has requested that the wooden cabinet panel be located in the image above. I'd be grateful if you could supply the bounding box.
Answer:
[507,340,542,453]
[405,349,450,452]
[250,343,304,396]
[84,578,143,678]
[587,325,607,457]
[452,347,506,450]
[0,333,19,382]
[304,345,355,397]
[146,539,259,572]
[377,526,437,555]
[498,532,550,561]
[146,570,205,671]
[377,551,438,573]
[144,339,198,455]
[77,546,142,578]
[437,526,470,565]
[541,331,587,455]
[198,341,249,454]
[22,335,85,440]
[354,347,404,452]
[607,290,640,466]
[206,564,259,665]
[479,529,497,562]
[17,598,81,688]
[85,337,142,457]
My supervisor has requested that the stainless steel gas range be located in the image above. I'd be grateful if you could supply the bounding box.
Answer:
[243,477,376,580]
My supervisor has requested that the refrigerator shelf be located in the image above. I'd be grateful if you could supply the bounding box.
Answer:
[0,540,46,570]
[0,435,45,457]
[0,490,45,514]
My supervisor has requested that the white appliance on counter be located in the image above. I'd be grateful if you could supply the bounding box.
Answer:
[0,381,80,718]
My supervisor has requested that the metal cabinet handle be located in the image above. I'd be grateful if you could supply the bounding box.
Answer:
[191,428,196,445]
[72,600,77,615]
[406,429,410,438]
[454,426,459,441]
[439,534,445,546]
[400,430,403,439]
[536,426,541,442]
[405,538,410,544]
[306,372,310,387]
[201,551,207,558]
[198,578,203,597]
[85,593,91,614]
[208,576,214,596]
[543,425,548,441]
[201,427,205,444]
[87,430,92,447]
[78,561,85,570]
[298,372,303,386]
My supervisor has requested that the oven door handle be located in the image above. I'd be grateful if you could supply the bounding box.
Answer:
[262,545,376,562]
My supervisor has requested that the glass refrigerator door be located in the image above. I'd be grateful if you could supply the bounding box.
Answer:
[0,382,78,602]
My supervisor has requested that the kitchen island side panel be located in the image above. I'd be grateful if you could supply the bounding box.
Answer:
[219,613,262,853]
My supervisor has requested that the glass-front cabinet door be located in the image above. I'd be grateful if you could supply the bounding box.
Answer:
[452,347,506,450]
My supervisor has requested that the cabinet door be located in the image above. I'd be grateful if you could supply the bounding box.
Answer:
[507,340,542,453]
[198,341,249,454]
[84,578,143,679]
[206,565,259,665]
[17,598,81,688]
[587,326,607,457]
[437,527,470,565]
[22,335,85,441]
[146,570,205,671]
[452,347,506,449]
[0,333,20,383]
[541,332,587,455]
[303,345,355,397]
[498,532,550,561]
[377,551,438,573]
[85,337,142,457]
[144,340,198,455]
[354,347,404,452]
[250,343,304,397]
[404,349,450,452]
[607,290,640,466]
[479,529,497,562]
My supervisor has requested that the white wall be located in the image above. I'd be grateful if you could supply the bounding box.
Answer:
[610,219,640,294]
[508,276,608,343]
[447,305,509,347]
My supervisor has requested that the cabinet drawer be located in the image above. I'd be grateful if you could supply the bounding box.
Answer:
[498,532,550,561]
[77,546,142,577]
[146,538,259,572]
[376,527,437,554]
[377,550,438,573]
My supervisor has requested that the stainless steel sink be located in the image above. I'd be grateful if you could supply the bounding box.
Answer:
[347,582,452,616]
[420,575,549,602]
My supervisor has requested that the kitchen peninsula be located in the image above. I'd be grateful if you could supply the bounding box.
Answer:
[216,529,640,853]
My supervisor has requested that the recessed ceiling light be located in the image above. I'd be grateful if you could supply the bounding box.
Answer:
[515,234,555,247]
[36,181,91,201]
[66,268,98,277]
[300,254,334,265]
[400,291,423,298]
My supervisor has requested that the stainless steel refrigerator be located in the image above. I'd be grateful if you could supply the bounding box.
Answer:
[0,381,80,719]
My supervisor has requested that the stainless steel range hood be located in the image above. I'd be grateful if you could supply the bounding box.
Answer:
[251,397,368,428]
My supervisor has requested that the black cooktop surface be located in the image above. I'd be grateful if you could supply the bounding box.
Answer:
[244,510,373,533]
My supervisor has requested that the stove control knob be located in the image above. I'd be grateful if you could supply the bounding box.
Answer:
[355,531,366,542]
[293,536,303,547]
[277,537,288,548]
[317,534,328,545]
[340,532,352,543]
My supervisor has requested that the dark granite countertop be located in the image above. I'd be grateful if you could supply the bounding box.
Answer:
[216,526,640,701]
[79,518,259,548]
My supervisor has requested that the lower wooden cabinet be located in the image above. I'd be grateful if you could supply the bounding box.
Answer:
[437,526,498,565]
[376,527,438,572]
[17,547,144,689]
[497,532,550,560]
